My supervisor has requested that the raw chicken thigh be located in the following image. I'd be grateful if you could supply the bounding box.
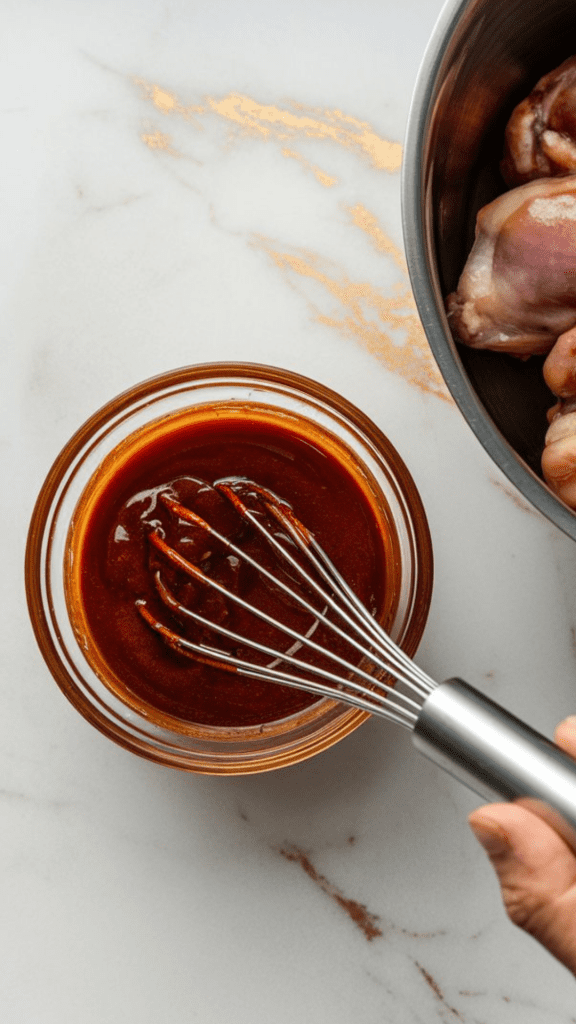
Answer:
[542,327,576,503]
[543,324,576,397]
[502,57,576,186]
[445,175,576,357]
[543,400,576,507]
[446,55,576,510]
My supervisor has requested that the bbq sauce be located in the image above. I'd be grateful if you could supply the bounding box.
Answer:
[66,403,397,730]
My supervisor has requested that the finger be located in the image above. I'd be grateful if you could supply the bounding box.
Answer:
[554,715,576,758]
[469,803,576,973]
[469,803,576,898]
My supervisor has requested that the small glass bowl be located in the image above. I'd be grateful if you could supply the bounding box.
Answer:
[25,363,433,774]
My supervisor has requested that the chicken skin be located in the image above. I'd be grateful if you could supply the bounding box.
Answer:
[446,54,576,510]
[543,324,576,396]
[543,401,576,506]
[445,175,576,357]
[502,57,576,186]
[542,327,576,503]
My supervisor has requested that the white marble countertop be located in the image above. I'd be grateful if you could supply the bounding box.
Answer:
[4,0,576,1019]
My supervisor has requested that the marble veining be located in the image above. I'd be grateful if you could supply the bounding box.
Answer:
[133,80,404,171]
[279,843,384,941]
[98,59,448,400]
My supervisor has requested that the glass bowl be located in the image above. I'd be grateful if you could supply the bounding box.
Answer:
[25,363,433,774]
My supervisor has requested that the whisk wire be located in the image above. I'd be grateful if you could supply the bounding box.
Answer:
[139,482,436,728]
[268,497,435,696]
[160,493,393,671]
[138,577,419,727]
[147,537,422,718]
[157,492,423,695]
[216,484,434,698]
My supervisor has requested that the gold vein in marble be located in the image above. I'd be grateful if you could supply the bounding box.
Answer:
[347,203,407,273]
[254,235,450,402]
[206,94,402,171]
[140,128,180,155]
[134,77,401,171]
[134,79,204,121]
[132,76,446,399]
[282,148,337,187]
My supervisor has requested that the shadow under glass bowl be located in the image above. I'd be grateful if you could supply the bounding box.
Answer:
[402,0,576,540]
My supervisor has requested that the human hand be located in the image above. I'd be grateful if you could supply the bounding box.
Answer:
[468,716,576,975]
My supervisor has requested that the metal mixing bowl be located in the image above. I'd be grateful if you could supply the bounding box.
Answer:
[402,0,576,540]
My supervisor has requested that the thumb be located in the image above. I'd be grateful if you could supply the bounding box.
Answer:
[554,714,576,757]
[469,802,576,974]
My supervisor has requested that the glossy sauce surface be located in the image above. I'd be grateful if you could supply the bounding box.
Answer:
[68,405,394,728]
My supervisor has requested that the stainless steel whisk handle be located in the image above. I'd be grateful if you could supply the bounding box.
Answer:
[413,678,576,853]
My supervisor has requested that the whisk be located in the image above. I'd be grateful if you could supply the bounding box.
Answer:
[138,479,576,851]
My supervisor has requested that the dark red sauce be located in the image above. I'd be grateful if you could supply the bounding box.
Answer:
[67,405,394,728]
